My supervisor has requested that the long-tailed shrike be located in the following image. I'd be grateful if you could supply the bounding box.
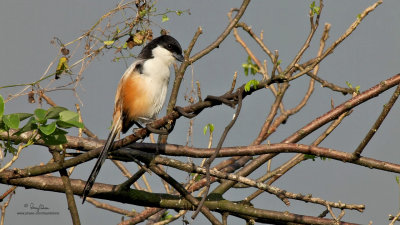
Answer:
[82,35,184,203]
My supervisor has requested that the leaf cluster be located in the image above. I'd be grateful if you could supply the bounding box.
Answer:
[0,95,83,154]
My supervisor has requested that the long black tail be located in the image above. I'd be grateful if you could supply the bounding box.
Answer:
[82,123,120,203]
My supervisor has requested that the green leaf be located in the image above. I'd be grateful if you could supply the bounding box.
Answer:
[46,106,68,119]
[14,117,37,135]
[161,15,169,22]
[3,114,20,129]
[39,122,57,135]
[314,7,320,15]
[194,174,203,181]
[161,211,173,221]
[250,65,258,75]
[0,95,4,118]
[309,1,320,16]
[4,141,17,155]
[355,85,361,93]
[243,63,249,76]
[34,108,47,123]
[304,154,316,161]
[305,154,326,161]
[40,128,68,145]
[58,110,83,128]
[14,113,33,121]
[242,56,259,76]
[203,123,215,135]
[244,79,259,92]
[0,112,31,130]
[345,81,353,89]
[104,40,115,46]
[245,83,250,92]
[209,124,214,133]
[59,110,78,122]
[247,56,252,64]
[396,176,400,184]
[57,120,83,129]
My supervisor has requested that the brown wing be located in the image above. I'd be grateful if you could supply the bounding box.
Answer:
[115,61,152,133]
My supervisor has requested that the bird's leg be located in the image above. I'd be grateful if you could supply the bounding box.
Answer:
[131,121,145,142]
[133,121,143,129]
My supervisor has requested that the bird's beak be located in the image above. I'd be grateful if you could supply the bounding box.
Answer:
[173,52,184,62]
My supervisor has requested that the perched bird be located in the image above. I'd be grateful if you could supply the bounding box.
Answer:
[82,35,184,203]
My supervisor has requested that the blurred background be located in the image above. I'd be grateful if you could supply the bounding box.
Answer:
[0,0,399,224]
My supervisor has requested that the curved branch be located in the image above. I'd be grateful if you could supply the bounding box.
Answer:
[0,173,358,225]
[121,142,400,174]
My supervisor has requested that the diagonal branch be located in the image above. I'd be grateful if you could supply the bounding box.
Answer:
[144,152,365,212]
[1,173,359,225]
[122,142,400,174]
[189,0,251,63]
[207,73,400,195]
[149,165,222,225]
[353,84,400,158]
[291,0,383,79]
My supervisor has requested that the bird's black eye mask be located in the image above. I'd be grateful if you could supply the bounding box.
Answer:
[163,42,182,56]
[137,35,183,60]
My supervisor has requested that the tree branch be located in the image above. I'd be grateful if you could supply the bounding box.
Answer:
[0,173,358,225]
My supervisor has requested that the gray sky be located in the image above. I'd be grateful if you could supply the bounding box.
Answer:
[1,0,400,224]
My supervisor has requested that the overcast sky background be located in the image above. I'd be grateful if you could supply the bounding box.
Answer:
[1,0,400,224]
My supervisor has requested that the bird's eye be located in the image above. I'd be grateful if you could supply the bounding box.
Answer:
[167,44,172,49]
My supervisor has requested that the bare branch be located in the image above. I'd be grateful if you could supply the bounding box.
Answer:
[85,197,137,217]
[149,165,222,225]
[353,84,400,158]
[0,174,359,225]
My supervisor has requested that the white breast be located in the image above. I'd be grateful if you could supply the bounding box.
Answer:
[140,55,172,120]
[121,45,176,123]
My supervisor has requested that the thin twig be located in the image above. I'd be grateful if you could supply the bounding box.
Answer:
[353,84,400,158]
[0,186,16,202]
[112,160,143,190]
[189,0,251,63]
[192,90,243,219]
[0,191,13,225]
[85,197,137,217]
[118,208,162,225]
[149,165,222,225]
[291,0,383,79]
[153,210,187,225]
[151,153,364,212]
[51,149,81,225]
[284,0,323,75]
[389,212,400,225]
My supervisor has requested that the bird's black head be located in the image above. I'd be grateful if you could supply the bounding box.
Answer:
[138,35,184,62]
